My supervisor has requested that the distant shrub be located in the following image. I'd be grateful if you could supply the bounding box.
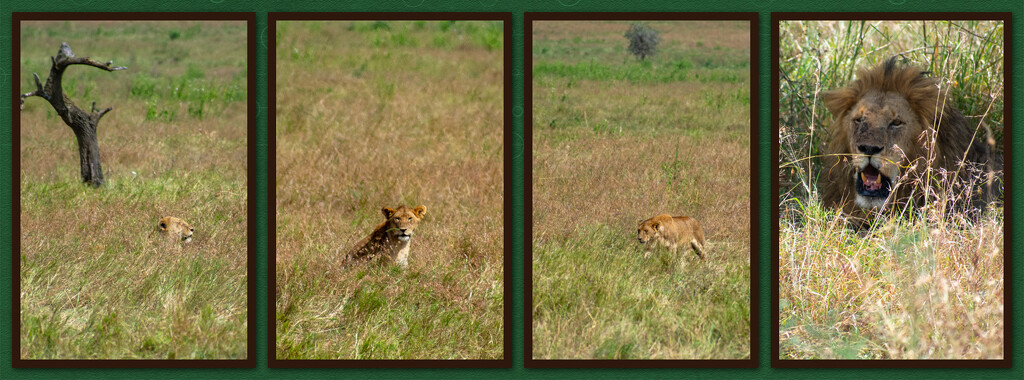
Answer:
[624,23,660,61]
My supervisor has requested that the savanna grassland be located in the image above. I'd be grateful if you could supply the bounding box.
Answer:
[19,21,248,359]
[778,21,1005,359]
[274,21,504,360]
[531,21,751,359]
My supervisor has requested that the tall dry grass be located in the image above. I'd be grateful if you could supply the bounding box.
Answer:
[532,20,752,359]
[274,20,504,360]
[777,20,1005,359]
[19,20,248,359]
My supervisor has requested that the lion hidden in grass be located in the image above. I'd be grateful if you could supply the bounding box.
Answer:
[820,57,1001,224]
[158,216,194,243]
[345,205,426,269]
[637,213,705,264]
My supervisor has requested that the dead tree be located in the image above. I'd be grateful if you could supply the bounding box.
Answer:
[20,43,126,187]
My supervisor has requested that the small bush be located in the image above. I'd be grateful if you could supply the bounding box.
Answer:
[624,23,660,61]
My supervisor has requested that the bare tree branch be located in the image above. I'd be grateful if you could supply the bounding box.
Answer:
[19,73,45,110]
[58,56,128,72]
[96,106,114,121]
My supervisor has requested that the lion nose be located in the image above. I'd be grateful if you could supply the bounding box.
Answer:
[857,145,883,155]
[400,228,407,234]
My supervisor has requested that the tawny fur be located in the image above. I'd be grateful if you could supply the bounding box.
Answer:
[820,57,1000,222]
[158,216,194,242]
[345,205,426,268]
[637,214,705,261]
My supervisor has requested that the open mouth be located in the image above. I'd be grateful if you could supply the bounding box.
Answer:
[856,164,892,198]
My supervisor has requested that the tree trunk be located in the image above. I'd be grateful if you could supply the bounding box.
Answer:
[20,43,125,188]
[73,123,103,186]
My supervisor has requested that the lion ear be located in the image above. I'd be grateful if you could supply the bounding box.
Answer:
[651,221,660,231]
[382,207,396,219]
[414,205,426,218]
[823,88,858,119]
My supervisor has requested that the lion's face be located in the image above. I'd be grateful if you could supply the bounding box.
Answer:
[159,216,194,242]
[820,57,980,217]
[842,89,926,209]
[637,219,661,245]
[382,205,426,242]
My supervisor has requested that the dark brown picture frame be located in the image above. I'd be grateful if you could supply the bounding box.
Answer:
[12,12,258,368]
[267,12,514,369]
[524,12,759,368]
[770,12,1013,368]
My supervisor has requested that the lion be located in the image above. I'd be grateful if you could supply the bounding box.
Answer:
[345,205,426,268]
[820,57,1000,222]
[158,216,194,242]
[637,213,705,261]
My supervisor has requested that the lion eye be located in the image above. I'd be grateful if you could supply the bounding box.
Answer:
[890,119,904,127]
[854,116,865,123]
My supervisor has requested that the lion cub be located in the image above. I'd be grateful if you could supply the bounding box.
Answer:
[158,216,194,243]
[346,205,426,268]
[637,214,705,260]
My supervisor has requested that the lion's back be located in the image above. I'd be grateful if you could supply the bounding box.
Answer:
[668,215,704,244]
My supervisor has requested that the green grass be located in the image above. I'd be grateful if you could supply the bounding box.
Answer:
[275,21,504,360]
[19,20,248,359]
[778,20,1005,360]
[533,227,750,359]
[532,20,751,359]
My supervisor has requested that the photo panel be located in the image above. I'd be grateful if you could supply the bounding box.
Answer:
[13,13,256,367]
[525,12,758,367]
[269,13,512,368]
[772,13,1011,367]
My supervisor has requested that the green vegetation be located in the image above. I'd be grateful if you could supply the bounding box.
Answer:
[19,21,248,359]
[275,21,504,360]
[778,20,1005,360]
[532,20,751,359]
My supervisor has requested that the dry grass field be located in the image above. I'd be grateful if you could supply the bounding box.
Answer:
[531,20,752,359]
[274,20,504,360]
[19,20,248,359]
[777,20,1005,359]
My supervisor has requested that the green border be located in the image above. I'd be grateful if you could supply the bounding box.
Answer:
[1,0,1020,378]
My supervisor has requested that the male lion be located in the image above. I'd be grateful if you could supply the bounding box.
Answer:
[637,213,705,261]
[820,57,999,221]
[345,205,426,268]
[158,216,194,242]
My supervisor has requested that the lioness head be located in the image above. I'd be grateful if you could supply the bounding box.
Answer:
[158,216,194,242]
[637,215,666,245]
[821,57,996,216]
[382,205,426,242]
